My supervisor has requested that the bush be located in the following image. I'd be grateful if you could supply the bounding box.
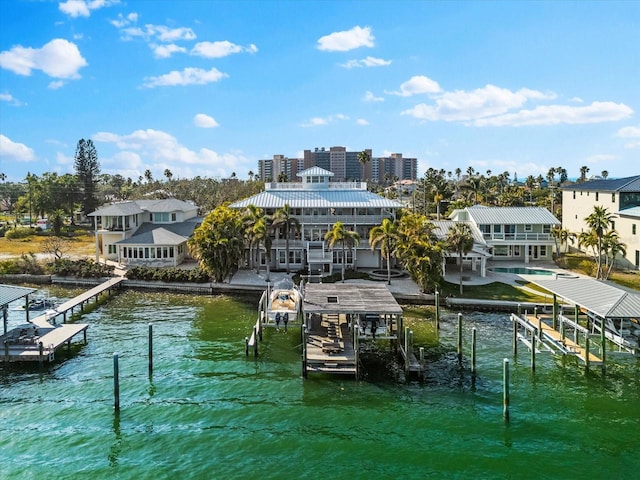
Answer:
[126,265,209,283]
[578,259,595,276]
[0,259,22,274]
[51,258,115,278]
[5,228,33,240]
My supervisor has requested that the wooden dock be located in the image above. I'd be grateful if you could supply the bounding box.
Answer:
[512,313,602,366]
[3,276,125,363]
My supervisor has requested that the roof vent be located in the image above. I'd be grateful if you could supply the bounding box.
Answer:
[327,296,338,304]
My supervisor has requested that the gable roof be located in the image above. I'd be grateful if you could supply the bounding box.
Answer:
[562,175,640,192]
[88,201,142,217]
[230,189,403,210]
[89,199,197,217]
[431,220,487,245]
[462,206,559,225]
[297,166,334,177]
[116,220,200,246]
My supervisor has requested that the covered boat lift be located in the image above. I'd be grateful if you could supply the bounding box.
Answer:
[522,275,640,367]
[300,283,406,378]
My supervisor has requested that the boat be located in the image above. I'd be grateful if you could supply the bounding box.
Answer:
[265,278,301,326]
[13,297,57,311]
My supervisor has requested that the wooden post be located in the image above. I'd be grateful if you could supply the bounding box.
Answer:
[113,352,120,411]
[3,306,7,336]
[574,305,579,344]
[534,306,538,319]
[600,319,606,372]
[503,358,510,421]
[585,335,590,373]
[39,342,44,368]
[404,326,410,373]
[531,328,536,372]
[552,294,557,330]
[148,324,153,377]
[83,329,87,344]
[245,336,249,356]
[517,303,521,317]
[253,327,258,357]
[419,347,424,370]
[512,314,518,356]
[457,313,463,365]
[435,290,440,330]
[471,327,477,376]
[4,340,8,363]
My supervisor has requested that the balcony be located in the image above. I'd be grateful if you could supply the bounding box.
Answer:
[484,233,553,242]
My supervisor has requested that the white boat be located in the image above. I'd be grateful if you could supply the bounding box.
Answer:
[265,278,301,326]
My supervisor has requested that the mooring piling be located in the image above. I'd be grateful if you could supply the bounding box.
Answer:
[471,327,477,376]
[148,323,153,377]
[503,358,510,421]
[457,313,463,365]
[113,352,120,411]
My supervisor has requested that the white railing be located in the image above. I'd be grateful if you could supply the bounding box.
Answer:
[265,181,367,190]
[484,233,553,242]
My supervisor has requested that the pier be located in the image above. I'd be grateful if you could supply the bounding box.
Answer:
[1,277,125,364]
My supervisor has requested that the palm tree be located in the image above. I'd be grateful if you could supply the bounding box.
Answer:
[272,203,300,274]
[602,231,626,280]
[369,218,398,285]
[253,215,273,280]
[325,221,360,282]
[579,165,590,183]
[243,204,263,271]
[357,150,371,182]
[585,206,614,279]
[446,222,474,295]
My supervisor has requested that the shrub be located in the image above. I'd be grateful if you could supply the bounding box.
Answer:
[0,259,21,274]
[5,228,33,240]
[51,258,114,278]
[125,265,209,283]
[578,259,595,276]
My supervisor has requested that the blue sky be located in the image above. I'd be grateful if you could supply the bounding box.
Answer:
[1,0,638,183]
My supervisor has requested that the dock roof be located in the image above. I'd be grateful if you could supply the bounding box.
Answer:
[302,283,403,315]
[0,284,37,308]
[530,276,640,319]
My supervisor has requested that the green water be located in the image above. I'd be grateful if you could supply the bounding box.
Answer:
[1,288,639,479]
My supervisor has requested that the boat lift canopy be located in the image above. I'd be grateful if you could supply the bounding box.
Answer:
[302,283,402,316]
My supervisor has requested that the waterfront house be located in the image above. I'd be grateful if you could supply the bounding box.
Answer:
[431,219,492,277]
[449,205,560,263]
[561,175,640,269]
[230,167,403,275]
[88,199,201,267]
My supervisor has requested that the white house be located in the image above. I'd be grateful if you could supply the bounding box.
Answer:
[561,175,640,269]
[449,205,560,263]
[230,167,403,275]
[88,199,201,267]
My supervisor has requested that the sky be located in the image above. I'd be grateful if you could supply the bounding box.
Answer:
[0,0,639,184]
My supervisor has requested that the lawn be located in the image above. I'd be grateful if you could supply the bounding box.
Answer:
[0,232,95,258]
[437,280,551,303]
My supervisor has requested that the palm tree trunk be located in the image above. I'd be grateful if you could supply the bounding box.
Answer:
[386,252,391,285]
[459,255,464,295]
[285,235,290,274]
[341,242,346,282]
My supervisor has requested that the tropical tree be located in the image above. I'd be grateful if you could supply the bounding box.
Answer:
[188,205,245,283]
[325,221,360,282]
[49,209,66,236]
[74,139,100,218]
[272,203,300,273]
[357,149,371,181]
[253,215,273,280]
[446,222,474,295]
[602,231,626,280]
[369,218,398,285]
[578,165,590,183]
[242,204,264,271]
[585,206,614,279]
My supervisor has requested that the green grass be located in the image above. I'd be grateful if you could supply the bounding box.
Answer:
[437,280,551,303]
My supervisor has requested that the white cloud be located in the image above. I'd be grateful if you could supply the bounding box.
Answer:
[142,67,228,88]
[59,0,119,18]
[474,101,633,127]
[402,84,555,122]
[93,128,247,178]
[0,38,87,79]
[151,25,197,42]
[617,125,640,149]
[356,119,369,125]
[114,21,196,43]
[586,154,617,164]
[0,93,24,106]
[570,96,584,103]
[191,41,258,58]
[151,43,187,59]
[386,75,441,97]
[363,91,384,102]
[341,56,391,69]
[300,114,349,127]
[193,113,219,128]
[0,134,36,162]
[317,26,374,52]
[110,12,138,28]
[48,80,65,89]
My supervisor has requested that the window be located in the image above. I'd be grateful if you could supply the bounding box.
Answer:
[493,224,502,233]
[540,246,547,257]
[543,225,551,234]
[611,221,615,230]
[633,224,637,235]
[171,213,177,221]
[524,224,533,232]
[108,245,117,254]
[612,193,616,203]
[573,191,576,199]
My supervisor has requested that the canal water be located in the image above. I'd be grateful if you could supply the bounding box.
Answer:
[1,287,639,479]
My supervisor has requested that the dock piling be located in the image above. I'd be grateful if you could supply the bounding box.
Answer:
[245,336,249,356]
[503,358,510,421]
[457,313,463,365]
[113,352,120,411]
[435,290,440,330]
[531,328,536,372]
[38,342,44,368]
[512,314,518,356]
[148,323,153,377]
[471,327,477,376]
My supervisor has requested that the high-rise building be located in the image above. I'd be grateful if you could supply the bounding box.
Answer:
[259,155,302,182]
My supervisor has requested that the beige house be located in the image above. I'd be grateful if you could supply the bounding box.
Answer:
[561,175,640,269]
[88,199,201,267]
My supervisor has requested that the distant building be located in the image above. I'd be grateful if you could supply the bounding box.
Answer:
[561,175,640,269]
[88,199,202,267]
[258,147,417,183]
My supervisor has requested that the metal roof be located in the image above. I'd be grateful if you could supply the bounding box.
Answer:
[302,283,403,315]
[617,206,640,218]
[297,166,334,177]
[116,222,198,245]
[0,284,37,308]
[465,206,560,225]
[561,175,640,192]
[431,220,488,245]
[530,276,640,319]
[89,199,197,217]
[230,189,403,209]
[88,201,143,217]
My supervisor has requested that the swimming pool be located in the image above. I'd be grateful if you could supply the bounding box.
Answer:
[490,267,554,275]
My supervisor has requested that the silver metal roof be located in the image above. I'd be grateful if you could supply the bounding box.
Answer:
[89,199,197,217]
[89,201,143,217]
[431,220,488,245]
[530,276,640,319]
[302,283,403,315]
[618,206,640,218]
[297,166,334,177]
[230,189,403,209]
[466,206,559,225]
[0,284,37,308]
